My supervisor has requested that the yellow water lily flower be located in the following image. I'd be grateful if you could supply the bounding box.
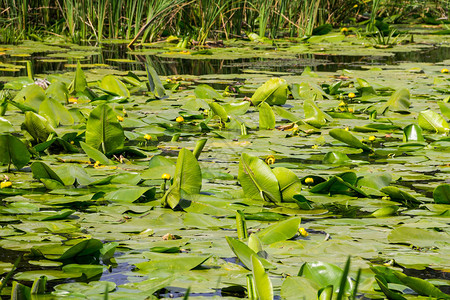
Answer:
[176,116,184,123]
[162,173,171,180]
[341,27,348,33]
[117,115,124,122]
[441,68,449,73]
[369,135,376,142]
[348,92,356,99]
[305,177,314,185]
[348,107,354,113]
[265,155,275,165]
[0,181,12,189]
[299,228,309,237]
[144,134,152,141]
[345,127,349,131]
[93,161,100,168]
[311,145,319,149]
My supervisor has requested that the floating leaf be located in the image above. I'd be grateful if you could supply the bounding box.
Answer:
[70,61,87,94]
[258,102,275,130]
[257,217,300,245]
[99,75,130,97]
[418,109,449,133]
[79,141,112,165]
[85,103,125,154]
[329,128,371,151]
[403,124,424,142]
[298,261,353,294]
[209,102,229,123]
[393,271,450,299]
[145,63,166,99]
[195,84,223,99]
[356,78,377,97]
[272,167,302,202]
[380,186,421,208]
[22,111,56,143]
[162,148,202,209]
[238,153,281,203]
[39,97,74,126]
[304,98,333,127]
[322,151,350,164]
[433,184,450,204]
[0,117,13,132]
[0,134,30,171]
[13,83,45,111]
[251,78,288,106]
[225,237,273,270]
[251,254,273,300]
[375,275,406,300]
[105,187,155,203]
[380,88,410,114]
[30,162,65,185]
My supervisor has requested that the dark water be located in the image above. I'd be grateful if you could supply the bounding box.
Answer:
[1,42,450,79]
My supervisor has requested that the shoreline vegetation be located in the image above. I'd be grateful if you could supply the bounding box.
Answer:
[0,0,449,45]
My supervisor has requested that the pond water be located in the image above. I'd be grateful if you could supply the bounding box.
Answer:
[0,32,450,299]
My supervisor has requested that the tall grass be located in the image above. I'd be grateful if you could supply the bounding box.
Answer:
[1,0,448,45]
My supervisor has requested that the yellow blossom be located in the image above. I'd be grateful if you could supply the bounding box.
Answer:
[305,177,314,185]
[144,134,152,141]
[265,155,275,165]
[369,135,376,142]
[68,97,78,103]
[299,228,309,237]
[441,68,449,73]
[311,144,319,149]
[348,107,354,113]
[162,173,171,180]
[117,115,124,122]
[345,127,349,131]
[0,181,12,189]
[339,101,346,107]
[93,161,100,168]
[176,116,184,123]
[341,27,348,32]
[348,92,356,99]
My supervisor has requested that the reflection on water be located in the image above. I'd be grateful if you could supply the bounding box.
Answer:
[1,42,450,78]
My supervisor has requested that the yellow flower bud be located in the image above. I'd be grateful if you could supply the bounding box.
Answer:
[348,92,356,99]
[144,134,152,141]
[117,115,124,122]
[299,227,309,237]
[93,161,100,168]
[348,107,354,113]
[369,135,376,142]
[162,173,171,180]
[341,27,348,32]
[441,68,449,73]
[176,116,184,123]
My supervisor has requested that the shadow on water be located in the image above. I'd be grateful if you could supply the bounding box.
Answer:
[2,43,450,78]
